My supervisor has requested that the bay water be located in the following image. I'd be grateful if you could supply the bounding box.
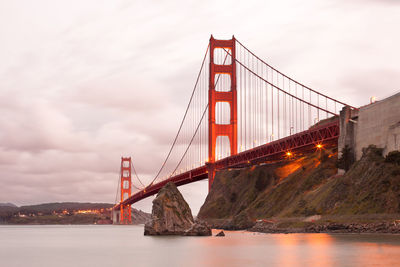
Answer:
[1,225,400,267]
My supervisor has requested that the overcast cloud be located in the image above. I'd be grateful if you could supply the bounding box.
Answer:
[0,0,399,214]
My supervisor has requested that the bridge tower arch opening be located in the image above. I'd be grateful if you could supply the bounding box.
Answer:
[208,36,237,190]
[120,157,132,224]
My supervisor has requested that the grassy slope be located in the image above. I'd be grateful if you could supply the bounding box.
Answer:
[198,146,400,228]
[308,146,400,215]
[198,161,284,220]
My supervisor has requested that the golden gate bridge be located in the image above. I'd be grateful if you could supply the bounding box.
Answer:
[113,36,355,224]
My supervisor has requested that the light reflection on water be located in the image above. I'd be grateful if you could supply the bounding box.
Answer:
[0,225,400,267]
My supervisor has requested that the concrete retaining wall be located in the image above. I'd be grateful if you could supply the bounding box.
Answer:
[339,92,400,161]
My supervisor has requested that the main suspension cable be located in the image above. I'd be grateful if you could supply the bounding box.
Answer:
[148,44,210,186]
[162,49,230,181]
[131,161,145,188]
[223,48,338,116]
[235,38,355,109]
[114,167,121,205]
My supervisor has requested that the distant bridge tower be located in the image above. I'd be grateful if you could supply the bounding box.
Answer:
[207,36,237,190]
[120,157,132,224]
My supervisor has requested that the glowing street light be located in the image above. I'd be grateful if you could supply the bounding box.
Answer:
[316,144,322,149]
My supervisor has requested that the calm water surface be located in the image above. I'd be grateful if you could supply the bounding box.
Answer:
[1,225,400,267]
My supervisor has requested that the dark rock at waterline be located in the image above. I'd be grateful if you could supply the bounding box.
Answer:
[184,221,212,236]
[305,222,400,234]
[144,182,211,236]
[249,220,400,234]
[215,231,225,237]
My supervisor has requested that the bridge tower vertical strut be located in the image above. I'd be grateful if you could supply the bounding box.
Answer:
[120,157,132,224]
[207,35,237,190]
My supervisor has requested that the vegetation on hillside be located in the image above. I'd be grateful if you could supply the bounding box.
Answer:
[198,146,400,229]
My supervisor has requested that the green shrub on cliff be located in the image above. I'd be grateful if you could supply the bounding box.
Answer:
[385,151,400,165]
[337,145,354,171]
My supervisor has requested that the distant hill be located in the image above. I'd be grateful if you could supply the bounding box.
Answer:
[0,204,19,216]
[0,202,115,224]
[0,201,153,225]
[0,203,17,208]
[18,202,114,214]
[0,202,152,225]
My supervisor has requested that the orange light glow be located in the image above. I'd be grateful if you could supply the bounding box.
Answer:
[276,160,303,181]
[75,209,102,214]
[316,144,322,149]
[286,152,292,156]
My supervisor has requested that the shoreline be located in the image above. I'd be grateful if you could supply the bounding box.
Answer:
[203,215,400,234]
[2,223,400,235]
[248,221,400,234]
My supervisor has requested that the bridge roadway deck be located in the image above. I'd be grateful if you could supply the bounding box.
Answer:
[114,119,340,210]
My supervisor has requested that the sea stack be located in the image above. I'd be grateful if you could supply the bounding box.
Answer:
[144,182,211,236]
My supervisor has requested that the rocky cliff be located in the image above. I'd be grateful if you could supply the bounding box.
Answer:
[198,146,400,231]
[144,182,211,236]
[131,208,151,224]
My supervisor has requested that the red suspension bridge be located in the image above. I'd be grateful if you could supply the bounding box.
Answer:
[114,36,355,224]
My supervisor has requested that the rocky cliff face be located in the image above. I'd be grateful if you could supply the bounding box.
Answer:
[144,182,211,236]
[198,149,338,229]
[131,208,151,224]
[305,146,400,215]
[198,146,400,230]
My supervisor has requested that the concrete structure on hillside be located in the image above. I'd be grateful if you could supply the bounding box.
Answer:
[339,92,400,163]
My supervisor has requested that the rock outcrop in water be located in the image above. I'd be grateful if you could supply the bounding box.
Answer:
[184,221,212,236]
[144,182,211,236]
[216,230,225,237]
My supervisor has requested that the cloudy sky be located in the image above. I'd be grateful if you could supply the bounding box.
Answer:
[0,0,399,214]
